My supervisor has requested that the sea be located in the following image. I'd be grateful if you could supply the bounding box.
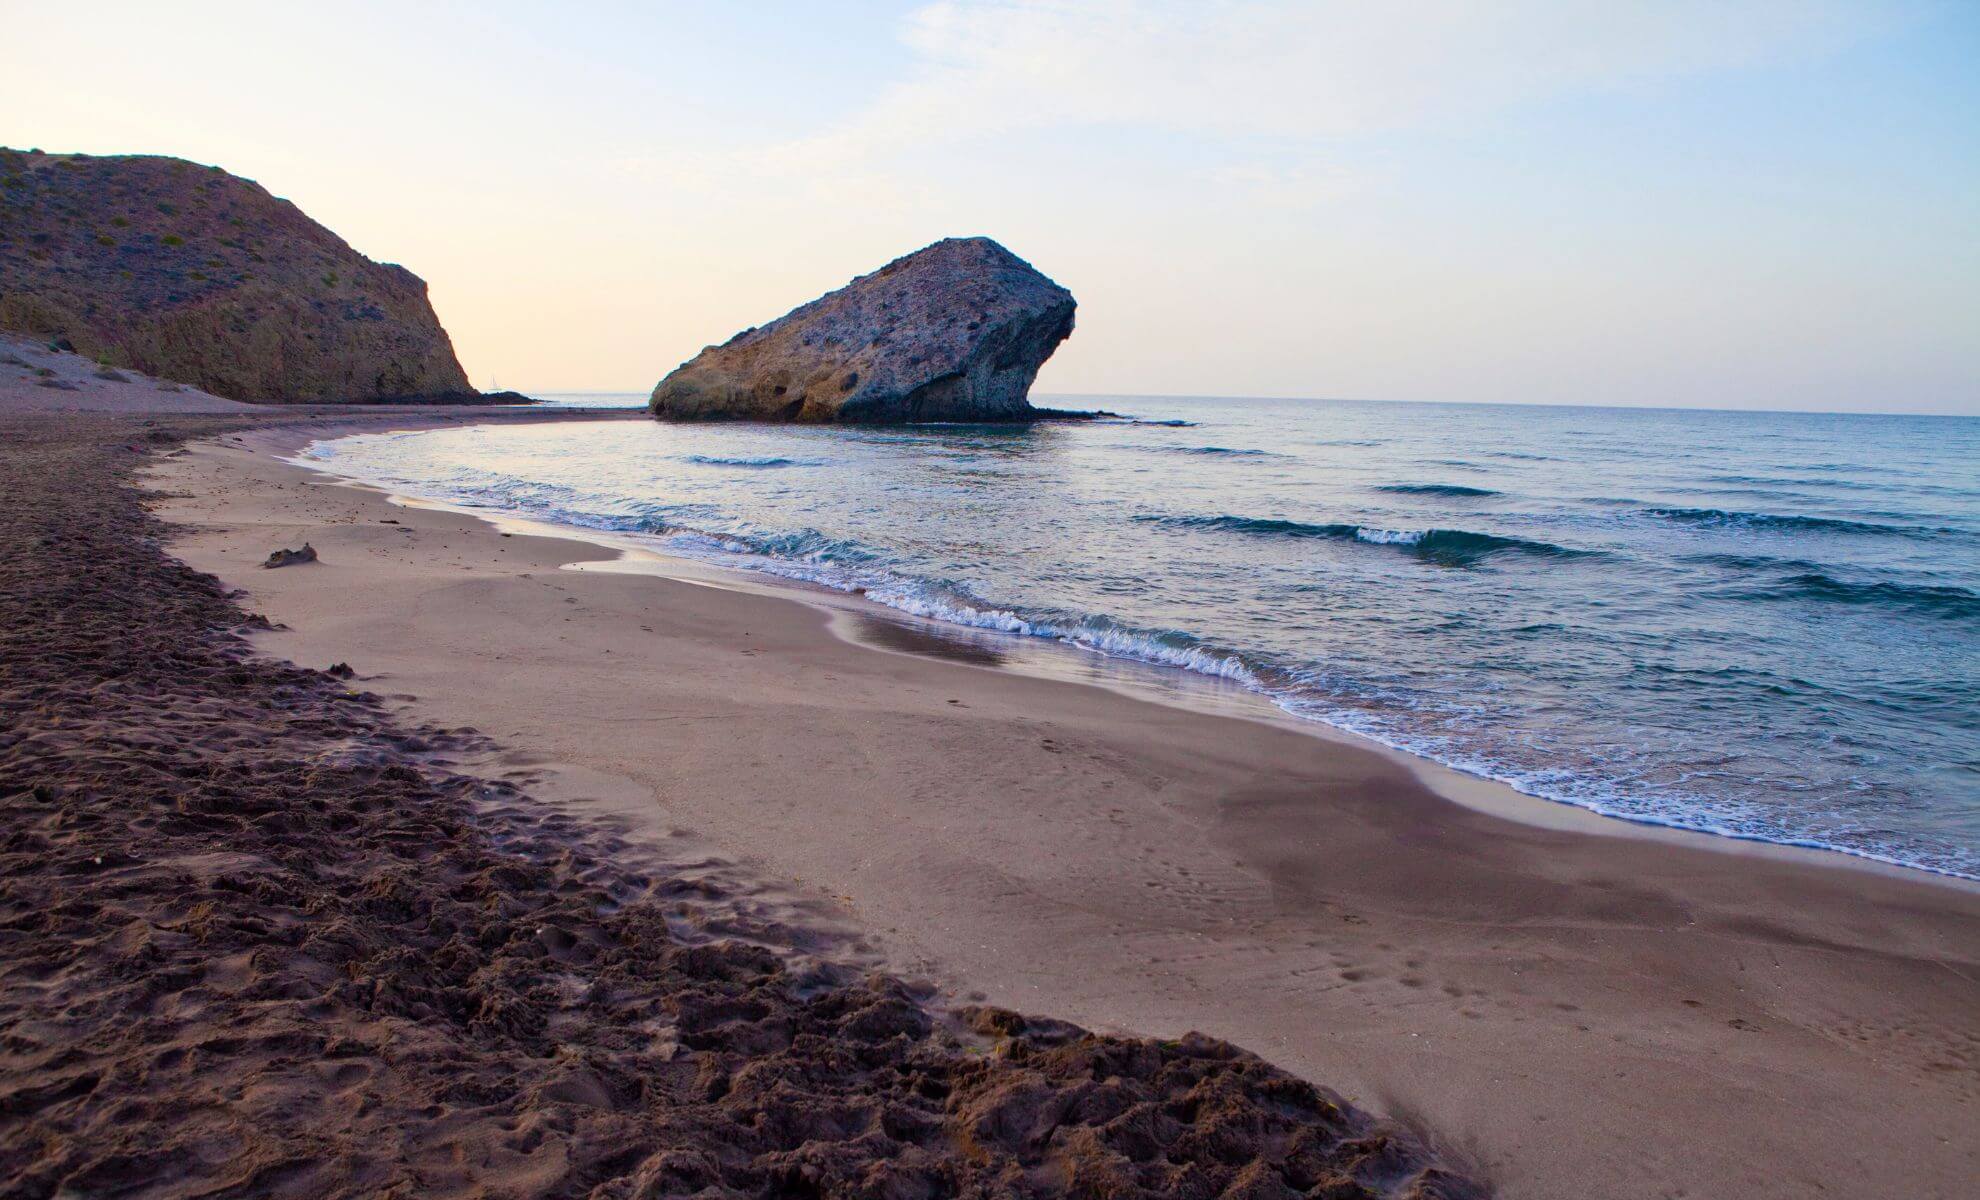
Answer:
[301,393,1980,879]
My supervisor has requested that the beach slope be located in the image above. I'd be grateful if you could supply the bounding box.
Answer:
[137,418,1980,1199]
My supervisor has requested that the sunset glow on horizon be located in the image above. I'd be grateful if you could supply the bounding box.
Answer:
[10,0,1977,414]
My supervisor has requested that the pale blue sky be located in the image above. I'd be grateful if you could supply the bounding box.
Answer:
[9,1,1977,413]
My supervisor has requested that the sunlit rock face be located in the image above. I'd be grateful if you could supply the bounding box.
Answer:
[651,237,1075,424]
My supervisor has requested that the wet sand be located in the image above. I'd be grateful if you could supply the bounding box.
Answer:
[146,417,1980,1199]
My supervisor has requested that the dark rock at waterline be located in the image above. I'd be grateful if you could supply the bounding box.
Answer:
[358,389,540,406]
[262,543,316,568]
[650,237,1077,424]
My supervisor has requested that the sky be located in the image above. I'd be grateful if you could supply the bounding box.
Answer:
[7,1,1978,414]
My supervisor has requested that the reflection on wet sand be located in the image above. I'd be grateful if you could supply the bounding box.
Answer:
[845,612,1010,667]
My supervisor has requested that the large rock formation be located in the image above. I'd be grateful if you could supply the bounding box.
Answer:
[651,237,1075,423]
[0,148,475,403]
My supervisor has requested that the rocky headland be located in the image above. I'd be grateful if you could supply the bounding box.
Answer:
[0,149,478,403]
[651,237,1077,423]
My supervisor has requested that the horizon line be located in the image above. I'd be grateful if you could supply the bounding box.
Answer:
[510,387,1979,421]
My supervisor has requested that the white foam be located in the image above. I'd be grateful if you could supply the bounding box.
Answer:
[1354,526,1425,545]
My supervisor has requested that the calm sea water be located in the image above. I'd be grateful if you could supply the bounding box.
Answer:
[305,397,1980,878]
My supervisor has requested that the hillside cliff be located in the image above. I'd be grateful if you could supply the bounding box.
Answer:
[0,149,474,403]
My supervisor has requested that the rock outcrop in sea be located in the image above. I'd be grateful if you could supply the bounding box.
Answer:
[651,237,1076,423]
[0,148,475,403]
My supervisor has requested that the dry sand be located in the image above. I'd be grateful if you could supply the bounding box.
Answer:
[0,332,254,413]
[144,417,1980,1199]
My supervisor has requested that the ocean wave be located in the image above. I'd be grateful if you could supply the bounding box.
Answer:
[1148,445,1275,457]
[1680,552,1830,573]
[1757,573,1979,619]
[1138,514,1596,564]
[1701,473,1882,492]
[1138,515,1360,541]
[1375,483,1500,498]
[681,454,822,468]
[1687,550,1978,618]
[1061,624,1261,683]
[659,524,877,567]
[1641,506,1956,539]
[882,594,1261,685]
[1353,527,1592,565]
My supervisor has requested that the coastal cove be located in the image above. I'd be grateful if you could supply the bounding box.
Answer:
[10,8,1980,1195]
[148,413,1980,1200]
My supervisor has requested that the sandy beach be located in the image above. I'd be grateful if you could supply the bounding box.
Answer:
[6,406,1501,1199]
[135,414,1980,1199]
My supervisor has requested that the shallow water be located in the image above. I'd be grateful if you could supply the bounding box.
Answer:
[306,396,1980,878]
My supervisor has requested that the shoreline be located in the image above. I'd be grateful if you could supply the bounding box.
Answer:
[149,412,1980,1198]
[287,417,1972,891]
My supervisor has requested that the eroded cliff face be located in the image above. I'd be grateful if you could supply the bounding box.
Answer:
[0,149,473,403]
[651,237,1075,424]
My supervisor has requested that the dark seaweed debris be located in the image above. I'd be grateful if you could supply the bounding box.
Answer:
[0,413,1486,1198]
